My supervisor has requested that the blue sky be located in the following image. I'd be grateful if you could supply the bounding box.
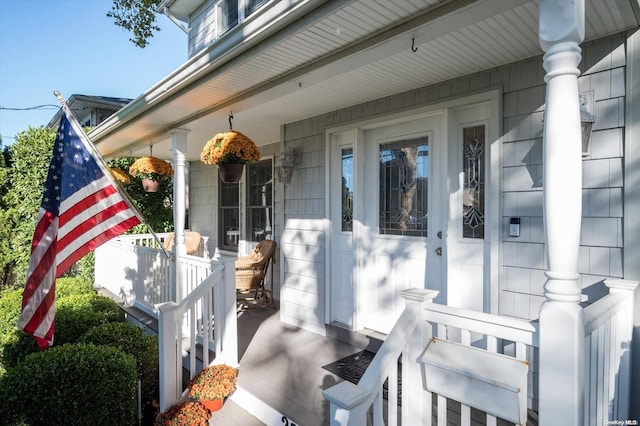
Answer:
[0,0,187,145]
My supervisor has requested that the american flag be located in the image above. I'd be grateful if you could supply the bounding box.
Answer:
[18,108,142,349]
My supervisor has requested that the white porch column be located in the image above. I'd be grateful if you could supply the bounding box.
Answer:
[538,1,585,424]
[172,129,189,302]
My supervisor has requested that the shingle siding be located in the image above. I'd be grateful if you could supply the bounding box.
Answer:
[276,32,628,330]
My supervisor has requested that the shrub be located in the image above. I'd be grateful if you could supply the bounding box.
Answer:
[54,293,123,343]
[0,343,137,425]
[0,287,22,341]
[0,328,39,374]
[55,276,94,299]
[81,322,159,407]
[0,288,29,375]
[1,293,124,370]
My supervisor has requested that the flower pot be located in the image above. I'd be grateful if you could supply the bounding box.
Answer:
[218,163,244,183]
[142,178,160,192]
[199,398,224,412]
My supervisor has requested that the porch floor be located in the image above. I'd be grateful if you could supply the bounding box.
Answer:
[211,306,540,426]
[211,307,371,426]
[101,288,539,425]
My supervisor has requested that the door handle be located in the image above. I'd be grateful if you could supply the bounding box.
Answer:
[435,247,442,256]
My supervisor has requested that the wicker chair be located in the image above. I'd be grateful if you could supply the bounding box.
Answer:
[235,240,276,309]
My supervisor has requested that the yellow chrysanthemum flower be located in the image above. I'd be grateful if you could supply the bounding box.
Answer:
[200,131,261,165]
[129,156,174,179]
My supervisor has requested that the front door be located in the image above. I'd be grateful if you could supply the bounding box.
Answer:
[329,95,497,334]
[359,114,445,333]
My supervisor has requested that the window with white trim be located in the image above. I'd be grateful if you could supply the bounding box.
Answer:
[217,158,273,251]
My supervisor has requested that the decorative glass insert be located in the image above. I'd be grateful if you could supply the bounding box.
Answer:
[218,177,239,250]
[246,159,273,242]
[341,148,354,232]
[379,137,428,237]
[462,125,485,239]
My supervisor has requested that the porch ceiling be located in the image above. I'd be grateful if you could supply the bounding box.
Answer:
[90,0,639,161]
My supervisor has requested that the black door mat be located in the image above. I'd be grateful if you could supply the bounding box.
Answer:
[322,350,402,404]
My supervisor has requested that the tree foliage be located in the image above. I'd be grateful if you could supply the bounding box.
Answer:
[108,156,174,233]
[108,0,163,48]
[0,127,174,289]
[0,147,14,287]
[1,127,56,288]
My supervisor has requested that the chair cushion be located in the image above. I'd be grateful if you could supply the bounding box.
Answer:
[235,240,276,268]
[163,231,202,255]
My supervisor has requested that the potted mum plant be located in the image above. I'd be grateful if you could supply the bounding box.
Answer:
[109,167,131,184]
[129,156,174,192]
[154,401,210,426]
[200,130,260,183]
[187,364,237,412]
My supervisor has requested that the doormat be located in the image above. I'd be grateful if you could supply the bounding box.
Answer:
[322,350,401,404]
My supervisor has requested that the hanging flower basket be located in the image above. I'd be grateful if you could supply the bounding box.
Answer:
[129,156,174,192]
[141,178,161,193]
[218,162,245,183]
[109,167,131,184]
[200,130,260,183]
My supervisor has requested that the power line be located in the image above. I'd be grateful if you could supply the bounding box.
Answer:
[0,105,60,111]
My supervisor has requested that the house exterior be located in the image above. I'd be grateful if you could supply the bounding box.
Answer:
[90,0,640,423]
[47,94,132,130]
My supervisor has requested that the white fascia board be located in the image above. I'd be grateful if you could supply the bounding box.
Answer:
[89,0,326,145]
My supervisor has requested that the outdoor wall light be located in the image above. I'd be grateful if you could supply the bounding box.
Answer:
[276,147,301,184]
[580,91,596,157]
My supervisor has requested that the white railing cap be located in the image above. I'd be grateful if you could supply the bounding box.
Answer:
[605,278,640,293]
[323,381,370,409]
[400,288,439,302]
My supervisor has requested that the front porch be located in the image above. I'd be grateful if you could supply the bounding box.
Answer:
[110,289,541,426]
[96,234,637,425]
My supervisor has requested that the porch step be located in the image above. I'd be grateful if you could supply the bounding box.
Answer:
[208,395,266,425]
[96,287,158,334]
[215,386,300,426]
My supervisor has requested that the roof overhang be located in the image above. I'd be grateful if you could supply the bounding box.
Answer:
[158,0,203,23]
[90,0,640,161]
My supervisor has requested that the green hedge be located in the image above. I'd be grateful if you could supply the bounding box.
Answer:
[0,278,94,343]
[0,343,137,426]
[0,288,33,375]
[1,293,124,370]
[0,288,22,341]
[81,322,159,407]
[55,276,94,299]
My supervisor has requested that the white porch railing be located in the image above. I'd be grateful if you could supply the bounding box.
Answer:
[94,233,213,315]
[583,278,638,425]
[324,279,638,426]
[156,256,238,412]
[325,288,536,426]
[95,233,239,412]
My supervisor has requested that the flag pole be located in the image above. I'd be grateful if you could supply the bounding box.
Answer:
[53,91,170,257]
